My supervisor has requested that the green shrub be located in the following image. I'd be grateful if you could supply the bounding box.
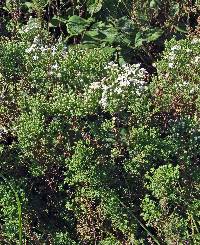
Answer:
[0,29,200,244]
[151,37,200,115]
[140,37,200,244]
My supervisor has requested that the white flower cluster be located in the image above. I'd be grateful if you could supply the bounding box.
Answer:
[167,39,200,69]
[89,62,148,109]
[23,19,40,33]
[167,45,181,69]
[25,35,59,56]
[25,36,67,78]
[191,37,200,44]
[191,55,200,65]
[168,116,200,141]
[0,126,8,140]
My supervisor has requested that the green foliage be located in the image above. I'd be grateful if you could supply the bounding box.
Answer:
[151,37,200,114]
[141,164,199,244]
[0,1,200,244]
[139,37,200,244]
[0,177,25,244]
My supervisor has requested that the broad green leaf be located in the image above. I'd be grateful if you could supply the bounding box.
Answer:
[24,2,33,9]
[150,0,160,8]
[135,32,144,47]
[87,0,104,15]
[145,29,163,42]
[66,15,94,36]
[49,16,67,27]
[135,28,163,47]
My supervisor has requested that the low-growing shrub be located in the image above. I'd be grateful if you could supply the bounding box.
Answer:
[0,25,200,244]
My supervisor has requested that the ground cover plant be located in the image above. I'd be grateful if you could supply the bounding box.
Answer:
[0,1,200,244]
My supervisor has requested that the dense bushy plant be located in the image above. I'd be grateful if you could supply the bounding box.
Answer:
[0,18,200,245]
[139,35,200,244]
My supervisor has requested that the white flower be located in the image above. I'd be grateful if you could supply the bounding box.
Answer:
[100,95,107,109]
[33,35,40,44]
[107,61,116,66]
[114,87,123,94]
[191,38,199,44]
[194,56,200,63]
[191,56,200,65]
[40,46,48,53]
[25,43,38,53]
[76,71,81,77]
[171,45,181,51]
[168,52,176,61]
[0,126,8,137]
[189,88,195,94]
[183,81,189,85]
[52,63,59,70]
[139,67,147,73]
[132,63,141,69]
[51,46,57,55]
[168,63,174,68]
[119,78,130,87]
[25,47,32,53]
[99,62,148,107]
[102,84,109,91]
[33,55,38,60]
[104,61,118,70]
[26,46,34,53]
[138,80,146,86]
[57,73,62,78]
[136,90,141,96]
[90,82,101,90]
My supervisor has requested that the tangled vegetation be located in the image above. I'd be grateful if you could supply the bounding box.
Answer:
[0,1,200,244]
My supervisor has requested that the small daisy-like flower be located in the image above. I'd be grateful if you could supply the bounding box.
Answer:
[119,78,130,87]
[52,63,59,70]
[90,82,101,90]
[191,38,199,44]
[102,84,109,91]
[171,45,181,51]
[168,52,176,61]
[51,46,57,55]
[100,96,107,109]
[33,35,40,44]
[26,47,34,53]
[40,46,48,53]
[33,55,39,60]
[194,56,200,63]
[114,87,123,94]
[57,73,62,78]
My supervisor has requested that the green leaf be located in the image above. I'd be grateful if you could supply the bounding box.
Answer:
[87,0,104,15]
[135,32,144,47]
[24,2,33,9]
[135,28,163,47]
[150,0,160,9]
[100,26,118,44]
[174,25,188,33]
[49,16,67,27]
[85,29,99,37]
[145,29,163,42]
[66,15,94,36]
